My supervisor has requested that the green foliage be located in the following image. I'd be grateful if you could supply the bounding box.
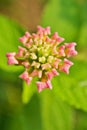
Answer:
[52,60,87,111]
[42,0,87,47]
[0,0,87,128]
[40,91,74,130]
[0,15,24,72]
[42,0,87,111]
[74,110,87,130]
[22,78,38,104]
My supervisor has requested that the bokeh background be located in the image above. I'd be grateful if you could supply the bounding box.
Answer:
[0,0,87,130]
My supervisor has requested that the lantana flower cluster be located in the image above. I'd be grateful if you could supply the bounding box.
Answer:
[6,26,77,92]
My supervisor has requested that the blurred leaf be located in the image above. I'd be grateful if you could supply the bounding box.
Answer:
[41,0,87,111]
[0,69,22,113]
[40,91,74,130]
[77,1,87,48]
[0,15,24,72]
[22,78,38,104]
[78,23,87,48]
[52,60,87,111]
[74,110,87,130]
[42,0,78,41]
[1,90,87,130]
[42,0,87,47]
[9,95,43,130]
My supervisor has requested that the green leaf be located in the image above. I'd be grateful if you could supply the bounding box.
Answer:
[22,95,43,130]
[52,60,87,111]
[1,67,87,130]
[41,0,87,111]
[40,91,74,130]
[74,110,87,130]
[22,77,38,104]
[0,95,43,130]
[42,0,78,41]
[78,23,87,48]
[78,1,87,48]
[0,15,24,72]
[42,0,87,47]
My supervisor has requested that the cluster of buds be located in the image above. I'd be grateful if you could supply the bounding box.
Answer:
[6,26,77,92]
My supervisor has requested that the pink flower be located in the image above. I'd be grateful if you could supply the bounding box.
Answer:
[65,42,78,57]
[36,81,47,92]
[19,71,32,85]
[32,33,38,39]
[30,69,42,78]
[16,46,27,57]
[6,52,18,65]
[52,45,58,54]
[46,69,59,80]
[44,26,51,35]
[6,26,77,92]
[19,32,31,45]
[37,26,43,32]
[36,80,52,92]
[37,26,51,35]
[58,45,65,57]
[52,32,64,43]
[41,63,51,70]
[53,58,61,68]
[59,58,73,74]
[46,80,52,89]
[46,36,51,43]
[22,61,30,68]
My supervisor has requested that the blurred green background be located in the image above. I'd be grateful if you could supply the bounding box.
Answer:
[0,0,87,130]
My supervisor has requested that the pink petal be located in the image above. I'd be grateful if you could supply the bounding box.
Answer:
[32,33,38,39]
[19,36,27,44]
[36,80,52,92]
[46,69,59,80]
[46,36,51,43]
[19,71,32,85]
[19,71,28,79]
[52,32,64,43]
[30,69,42,78]
[50,39,56,44]
[19,32,31,45]
[16,46,27,57]
[53,58,61,68]
[52,32,58,39]
[59,58,73,74]
[26,77,32,85]
[46,71,53,80]
[58,45,65,57]
[52,46,58,54]
[36,81,46,92]
[38,70,42,78]
[25,32,31,38]
[43,26,51,35]
[37,26,51,35]
[7,57,18,65]
[46,80,52,89]
[65,42,76,48]
[41,63,51,70]
[65,42,78,57]
[6,52,18,65]
[56,37,64,43]
[64,58,74,66]
[37,25,44,32]
[52,68,59,76]
[6,52,16,57]
[30,69,39,77]
[22,61,30,68]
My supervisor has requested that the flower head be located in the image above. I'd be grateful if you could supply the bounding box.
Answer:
[6,26,78,92]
